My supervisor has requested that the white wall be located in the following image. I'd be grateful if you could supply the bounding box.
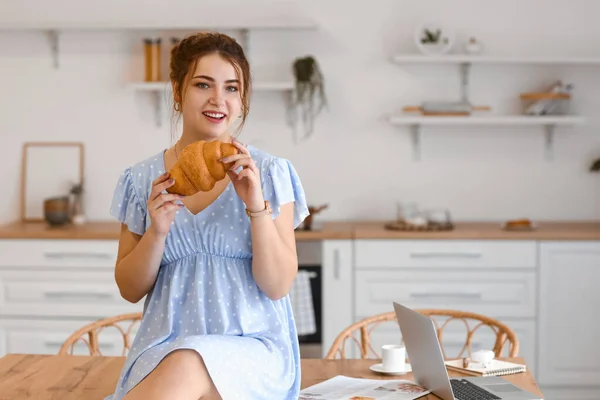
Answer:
[1,0,599,224]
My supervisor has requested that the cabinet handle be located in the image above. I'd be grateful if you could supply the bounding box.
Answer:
[44,291,113,299]
[333,248,341,280]
[43,252,113,260]
[409,292,482,299]
[409,252,482,259]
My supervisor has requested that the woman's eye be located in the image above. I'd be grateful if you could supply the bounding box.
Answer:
[197,82,209,89]
[227,86,238,92]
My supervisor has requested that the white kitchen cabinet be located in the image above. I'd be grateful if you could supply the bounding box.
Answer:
[0,318,139,356]
[355,240,537,269]
[351,239,539,378]
[0,238,142,358]
[321,240,353,358]
[354,269,537,318]
[538,241,600,387]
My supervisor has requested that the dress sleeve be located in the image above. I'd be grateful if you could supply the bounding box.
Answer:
[261,157,309,230]
[109,167,147,236]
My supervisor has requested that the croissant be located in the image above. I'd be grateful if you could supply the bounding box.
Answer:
[166,140,239,196]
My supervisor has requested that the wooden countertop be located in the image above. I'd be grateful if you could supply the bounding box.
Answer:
[0,354,543,399]
[351,221,600,240]
[0,220,598,241]
[0,220,353,240]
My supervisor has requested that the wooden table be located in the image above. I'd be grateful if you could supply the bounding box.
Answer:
[0,354,543,399]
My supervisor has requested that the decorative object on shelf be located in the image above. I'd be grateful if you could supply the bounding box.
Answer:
[69,182,86,225]
[403,102,491,116]
[296,204,329,231]
[384,216,454,232]
[414,21,454,55]
[390,203,453,231]
[286,55,327,143]
[590,157,600,172]
[43,196,70,226]
[502,218,536,231]
[144,37,162,82]
[464,37,483,55]
[520,81,573,115]
[20,142,84,223]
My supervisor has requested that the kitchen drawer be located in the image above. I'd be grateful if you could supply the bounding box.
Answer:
[0,239,118,269]
[355,270,536,318]
[0,269,141,318]
[354,240,537,269]
[0,317,139,357]
[364,318,536,375]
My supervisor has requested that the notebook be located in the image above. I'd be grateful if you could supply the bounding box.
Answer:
[444,358,527,376]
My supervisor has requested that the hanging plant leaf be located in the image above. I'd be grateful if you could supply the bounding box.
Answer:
[287,55,327,143]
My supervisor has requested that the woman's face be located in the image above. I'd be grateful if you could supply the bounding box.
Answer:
[179,53,243,140]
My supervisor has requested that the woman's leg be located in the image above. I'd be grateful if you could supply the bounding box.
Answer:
[123,349,222,400]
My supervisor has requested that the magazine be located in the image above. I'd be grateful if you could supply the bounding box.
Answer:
[299,375,431,400]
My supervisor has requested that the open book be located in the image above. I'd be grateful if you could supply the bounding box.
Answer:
[299,375,431,400]
[444,358,526,377]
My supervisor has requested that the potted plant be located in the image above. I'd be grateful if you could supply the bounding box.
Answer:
[286,55,327,143]
[414,22,454,55]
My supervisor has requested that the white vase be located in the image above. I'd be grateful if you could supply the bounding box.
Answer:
[464,37,483,55]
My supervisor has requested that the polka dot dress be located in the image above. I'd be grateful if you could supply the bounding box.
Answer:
[104,145,309,400]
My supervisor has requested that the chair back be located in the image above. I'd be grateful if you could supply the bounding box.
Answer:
[325,309,519,360]
[58,312,142,356]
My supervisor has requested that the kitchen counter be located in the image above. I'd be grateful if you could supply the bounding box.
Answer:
[0,220,598,241]
[351,221,600,240]
[0,220,353,241]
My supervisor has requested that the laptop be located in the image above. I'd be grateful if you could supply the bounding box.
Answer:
[393,302,543,400]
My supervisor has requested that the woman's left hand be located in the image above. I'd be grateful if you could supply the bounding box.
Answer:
[221,139,266,212]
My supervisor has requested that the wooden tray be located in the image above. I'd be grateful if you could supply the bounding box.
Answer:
[519,92,570,101]
[384,221,454,232]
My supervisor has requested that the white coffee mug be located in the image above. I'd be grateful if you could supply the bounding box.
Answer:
[381,344,406,372]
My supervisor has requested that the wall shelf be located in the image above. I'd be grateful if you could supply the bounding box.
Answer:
[391,54,600,104]
[128,80,295,127]
[391,54,600,65]
[1,17,318,68]
[0,16,319,31]
[387,115,586,161]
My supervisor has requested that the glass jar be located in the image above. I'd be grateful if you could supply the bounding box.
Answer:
[144,38,161,82]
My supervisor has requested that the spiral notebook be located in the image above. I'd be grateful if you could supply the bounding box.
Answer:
[444,358,527,376]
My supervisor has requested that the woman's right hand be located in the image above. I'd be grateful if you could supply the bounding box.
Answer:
[147,172,184,238]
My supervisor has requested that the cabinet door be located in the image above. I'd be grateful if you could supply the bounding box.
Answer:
[0,318,140,358]
[538,241,600,385]
[321,240,353,358]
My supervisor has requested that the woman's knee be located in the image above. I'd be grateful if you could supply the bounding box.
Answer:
[123,349,220,400]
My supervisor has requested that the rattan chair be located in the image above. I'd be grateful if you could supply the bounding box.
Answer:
[325,309,519,360]
[58,312,142,356]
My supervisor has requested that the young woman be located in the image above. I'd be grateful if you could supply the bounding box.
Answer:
[106,31,309,400]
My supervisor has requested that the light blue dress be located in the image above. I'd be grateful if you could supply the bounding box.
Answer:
[105,144,309,400]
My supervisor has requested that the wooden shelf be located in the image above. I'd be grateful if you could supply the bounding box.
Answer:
[391,54,600,65]
[387,114,586,161]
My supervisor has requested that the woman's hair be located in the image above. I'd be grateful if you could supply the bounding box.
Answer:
[169,31,251,136]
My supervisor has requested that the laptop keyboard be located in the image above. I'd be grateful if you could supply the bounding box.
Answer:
[451,379,501,400]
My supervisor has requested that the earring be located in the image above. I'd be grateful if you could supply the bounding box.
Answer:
[174,102,181,111]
